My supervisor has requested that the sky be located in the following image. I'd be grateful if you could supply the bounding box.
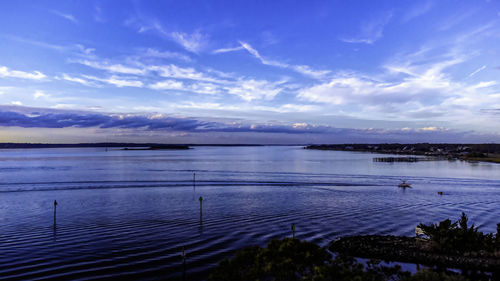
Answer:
[0,0,500,144]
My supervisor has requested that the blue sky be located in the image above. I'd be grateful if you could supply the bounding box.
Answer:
[0,0,499,143]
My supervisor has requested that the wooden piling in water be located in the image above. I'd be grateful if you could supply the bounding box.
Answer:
[182,246,186,281]
[199,196,203,224]
[53,200,58,227]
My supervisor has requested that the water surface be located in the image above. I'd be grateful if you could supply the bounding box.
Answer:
[1,146,500,280]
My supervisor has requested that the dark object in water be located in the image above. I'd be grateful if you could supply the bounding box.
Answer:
[438,191,443,195]
[398,180,411,188]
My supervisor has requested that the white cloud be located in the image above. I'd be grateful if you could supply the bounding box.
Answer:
[238,42,330,79]
[340,12,392,44]
[149,64,225,83]
[170,30,206,53]
[291,65,331,80]
[11,101,22,106]
[33,90,50,99]
[402,1,433,22]
[77,60,145,75]
[94,5,105,23]
[467,65,486,78]
[142,48,191,62]
[298,46,500,127]
[83,75,144,88]
[278,104,319,113]
[60,74,97,87]
[50,10,78,23]
[420,126,439,131]
[189,82,219,95]
[239,41,288,68]
[225,79,282,101]
[149,80,184,90]
[149,22,208,53]
[438,9,477,31]
[212,45,245,54]
[0,86,11,95]
[0,66,46,80]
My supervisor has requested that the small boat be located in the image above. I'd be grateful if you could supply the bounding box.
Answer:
[398,180,411,188]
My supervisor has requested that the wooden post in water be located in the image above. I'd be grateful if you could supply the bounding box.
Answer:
[199,196,203,224]
[53,200,58,227]
[181,246,186,281]
[291,223,295,239]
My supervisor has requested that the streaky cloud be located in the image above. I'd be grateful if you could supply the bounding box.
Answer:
[238,41,330,79]
[467,65,486,78]
[50,10,78,23]
[0,66,46,80]
[402,1,433,23]
[212,46,244,54]
[340,12,392,44]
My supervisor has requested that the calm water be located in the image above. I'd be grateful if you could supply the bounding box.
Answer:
[1,146,500,280]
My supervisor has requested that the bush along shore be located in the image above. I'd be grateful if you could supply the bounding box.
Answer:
[209,213,500,281]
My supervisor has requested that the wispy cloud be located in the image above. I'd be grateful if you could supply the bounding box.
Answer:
[33,90,50,100]
[0,66,46,80]
[94,5,105,23]
[58,73,98,87]
[291,65,331,80]
[467,65,486,78]
[402,1,433,22]
[340,12,393,44]
[140,48,191,62]
[76,60,146,75]
[297,44,500,130]
[239,41,288,68]
[438,9,477,31]
[237,41,330,79]
[4,35,96,58]
[170,30,207,53]
[50,10,78,23]
[225,79,283,101]
[212,45,245,54]
[149,80,184,91]
[149,64,223,83]
[82,75,144,88]
[146,22,208,53]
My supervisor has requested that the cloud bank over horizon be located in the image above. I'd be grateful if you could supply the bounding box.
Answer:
[0,106,497,144]
[0,1,499,143]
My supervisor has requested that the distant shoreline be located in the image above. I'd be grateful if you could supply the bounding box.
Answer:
[0,143,265,149]
[305,143,500,164]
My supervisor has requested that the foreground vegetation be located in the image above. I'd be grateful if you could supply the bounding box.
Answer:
[210,213,500,281]
[209,238,470,281]
[418,212,500,254]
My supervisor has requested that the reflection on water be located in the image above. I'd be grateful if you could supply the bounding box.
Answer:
[0,146,499,280]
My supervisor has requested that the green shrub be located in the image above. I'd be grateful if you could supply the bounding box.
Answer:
[418,212,496,254]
